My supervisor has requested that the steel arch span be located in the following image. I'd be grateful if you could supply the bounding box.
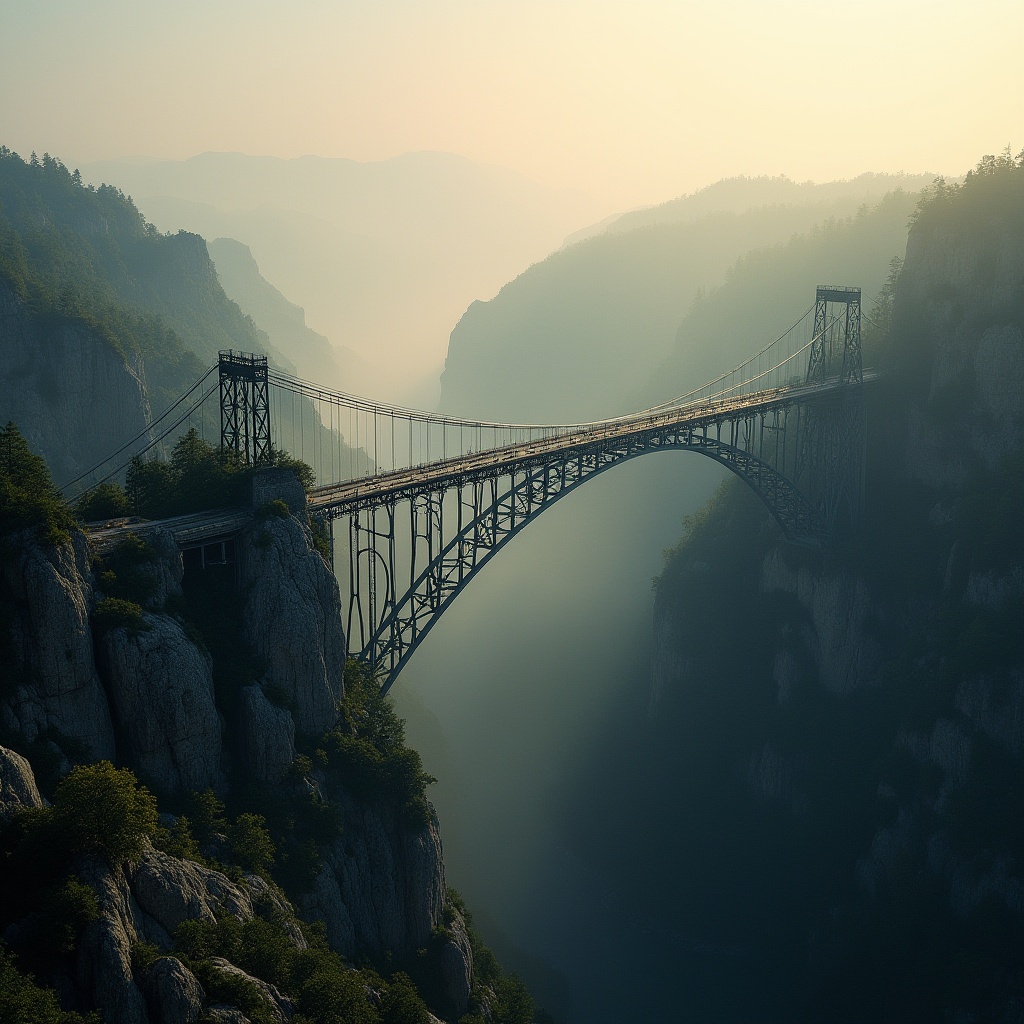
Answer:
[325,370,868,693]
[78,285,869,692]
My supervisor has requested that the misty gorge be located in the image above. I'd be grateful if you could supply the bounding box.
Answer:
[3,7,1024,1023]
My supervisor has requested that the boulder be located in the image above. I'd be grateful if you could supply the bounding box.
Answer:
[130,846,253,936]
[0,744,44,824]
[206,959,292,1023]
[141,956,205,1024]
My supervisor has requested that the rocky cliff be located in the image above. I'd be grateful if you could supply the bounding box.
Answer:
[0,280,153,489]
[0,488,475,1022]
[643,162,1024,1020]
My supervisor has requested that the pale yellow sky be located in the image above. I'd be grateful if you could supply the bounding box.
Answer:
[2,0,1021,208]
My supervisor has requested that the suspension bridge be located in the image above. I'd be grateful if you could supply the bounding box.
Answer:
[69,286,870,692]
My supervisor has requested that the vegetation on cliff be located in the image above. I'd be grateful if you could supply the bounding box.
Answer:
[74,427,314,522]
[0,421,76,544]
[0,147,275,408]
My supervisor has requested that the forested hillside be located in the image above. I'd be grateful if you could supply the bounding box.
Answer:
[0,149,272,407]
[0,149,354,490]
[440,175,922,423]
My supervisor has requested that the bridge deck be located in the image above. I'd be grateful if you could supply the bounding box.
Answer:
[85,509,254,554]
[84,372,874,548]
[308,374,871,515]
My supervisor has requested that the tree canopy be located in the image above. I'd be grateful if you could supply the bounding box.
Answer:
[0,422,76,544]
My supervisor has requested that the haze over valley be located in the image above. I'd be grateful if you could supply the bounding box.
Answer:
[2,3,1024,1022]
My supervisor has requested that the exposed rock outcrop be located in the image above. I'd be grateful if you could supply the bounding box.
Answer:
[299,786,445,959]
[66,841,309,1024]
[1,528,115,761]
[0,744,44,823]
[759,548,881,695]
[75,855,152,1024]
[141,956,205,1024]
[437,910,474,1019]
[238,685,296,785]
[239,514,344,736]
[206,959,293,1023]
[129,846,255,937]
[133,530,185,611]
[0,280,153,489]
[99,614,223,796]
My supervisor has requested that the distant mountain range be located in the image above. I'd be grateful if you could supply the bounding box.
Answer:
[440,174,928,423]
[79,151,606,405]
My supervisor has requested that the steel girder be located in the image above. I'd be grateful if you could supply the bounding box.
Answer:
[331,396,835,693]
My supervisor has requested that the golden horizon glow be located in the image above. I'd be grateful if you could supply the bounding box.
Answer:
[2,0,1022,208]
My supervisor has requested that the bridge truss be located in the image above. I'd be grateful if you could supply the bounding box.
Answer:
[315,285,865,692]
[70,285,866,693]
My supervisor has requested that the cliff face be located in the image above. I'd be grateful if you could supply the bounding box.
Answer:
[0,527,115,762]
[0,281,152,488]
[238,514,345,737]
[0,496,471,1021]
[645,169,1024,1019]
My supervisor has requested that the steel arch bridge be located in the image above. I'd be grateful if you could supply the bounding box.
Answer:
[73,285,869,693]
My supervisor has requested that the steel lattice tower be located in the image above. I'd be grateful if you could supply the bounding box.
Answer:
[797,286,864,538]
[219,351,271,465]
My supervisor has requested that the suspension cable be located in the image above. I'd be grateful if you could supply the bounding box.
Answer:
[59,363,218,492]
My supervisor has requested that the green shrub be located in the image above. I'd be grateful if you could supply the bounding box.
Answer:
[52,761,158,865]
[184,788,228,844]
[381,971,430,1024]
[228,813,276,875]
[321,660,436,827]
[130,941,161,973]
[92,596,148,635]
[154,815,204,863]
[93,533,160,606]
[75,482,128,521]
[258,499,291,520]
[192,959,277,1024]
[310,518,333,562]
[0,944,99,1023]
[40,877,99,956]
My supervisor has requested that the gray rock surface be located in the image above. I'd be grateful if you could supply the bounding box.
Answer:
[1,528,115,761]
[100,614,224,795]
[0,280,152,489]
[299,785,444,959]
[239,514,344,735]
[760,548,881,695]
[131,529,185,611]
[239,685,296,784]
[437,910,474,1019]
[205,1009,252,1024]
[130,846,253,936]
[0,744,44,823]
[206,959,292,1023]
[76,857,151,1024]
[142,957,205,1024]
